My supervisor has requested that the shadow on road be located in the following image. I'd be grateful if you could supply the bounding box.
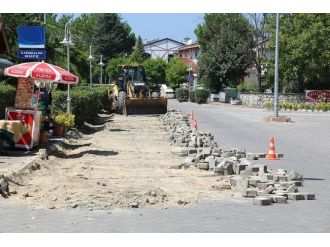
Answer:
[90,114,114,125]
[109,128,127,132]
[303,177,325,181]
[59,142,92,150]
[0,149,37,157]
[53,150,118,159]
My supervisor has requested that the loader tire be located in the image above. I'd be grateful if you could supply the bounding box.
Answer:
[116,91,126,114]
[151,92,160,99]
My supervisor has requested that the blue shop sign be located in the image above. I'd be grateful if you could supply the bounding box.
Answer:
[18,50,46,60]
[18,26,45,49]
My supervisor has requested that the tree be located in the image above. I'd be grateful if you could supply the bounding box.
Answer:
[130,36,147,63]
[195,14,255,92]
[265,13,330,93]
[248,13,269,92]
[165,57,187,89]
[143,58,167,86]
[92,14,136,61]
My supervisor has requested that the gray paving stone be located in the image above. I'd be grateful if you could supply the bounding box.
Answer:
[302,193,316,200]
[287,193,305,201]
[252,197,272,206]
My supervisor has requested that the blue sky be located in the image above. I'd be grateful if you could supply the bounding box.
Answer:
[120,13,204,43]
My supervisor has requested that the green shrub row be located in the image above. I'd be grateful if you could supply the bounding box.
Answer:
[194,89,210,104]
[265,102,330,111]
[0,83,16,118]
[52,85,109,126]
[176,88,210,104]
[175,88,189,102]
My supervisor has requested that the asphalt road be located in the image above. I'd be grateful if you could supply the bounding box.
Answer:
[0,100,329,232]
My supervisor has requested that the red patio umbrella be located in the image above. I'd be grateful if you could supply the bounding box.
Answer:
[4,61,79,84]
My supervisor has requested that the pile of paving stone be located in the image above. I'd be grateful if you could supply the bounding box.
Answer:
[160,110,316,206]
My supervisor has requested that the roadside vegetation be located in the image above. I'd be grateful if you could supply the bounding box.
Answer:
[265,102,330,112]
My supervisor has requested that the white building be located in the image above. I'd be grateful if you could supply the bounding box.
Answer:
[143,38,184,62]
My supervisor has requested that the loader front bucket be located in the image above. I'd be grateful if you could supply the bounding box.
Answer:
[123,97,167,115]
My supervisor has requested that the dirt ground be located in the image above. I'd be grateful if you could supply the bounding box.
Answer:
[8,114,238,211]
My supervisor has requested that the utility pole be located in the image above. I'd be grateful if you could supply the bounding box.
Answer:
[274,13,280,117]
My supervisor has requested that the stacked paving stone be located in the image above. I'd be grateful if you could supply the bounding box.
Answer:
[160,110,316,206]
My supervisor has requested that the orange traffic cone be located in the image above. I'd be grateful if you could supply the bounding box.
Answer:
[194,119,198,130]
[266,137,279,160]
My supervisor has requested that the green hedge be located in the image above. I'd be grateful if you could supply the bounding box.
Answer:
[194,89,210,104]
[189,90,196,103]
[52,85,109,126]
[265,102,330,111]
[175,88,189,102]
[0,84,16,118]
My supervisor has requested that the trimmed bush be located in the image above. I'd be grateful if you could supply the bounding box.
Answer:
[175,88,189,102]
[52,86,109,126]
[189,90,196,103]
[0,83,16,118]
[194,89,210,104]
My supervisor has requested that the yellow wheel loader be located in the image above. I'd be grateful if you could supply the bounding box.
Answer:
[108,65,167,115]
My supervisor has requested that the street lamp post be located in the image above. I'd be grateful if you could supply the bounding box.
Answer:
[274,13,280,117]
[87,45,94,87]
[60,21,74,113]
[98,55,105,84]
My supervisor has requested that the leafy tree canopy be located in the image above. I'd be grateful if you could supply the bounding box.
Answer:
[195,13,255,92]
[265,13,330,93]
[92,14,136,61]
[143,58,167,86]
[165,57,187,89]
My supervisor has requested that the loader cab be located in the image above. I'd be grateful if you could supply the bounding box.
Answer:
[117,65,148,94]
[118,65,147,84]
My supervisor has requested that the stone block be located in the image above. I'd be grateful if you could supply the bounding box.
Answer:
[292,181,303,187]
[188,148,198,155]
[208,158,216,170]
[286,184,297,193]
[253,197,272,206]
[214,166,224,175]
[287,171,302,181]
[257,182,274,190]
[270,195,288,204]
[267,174,274,180]
[264,185,275,194]
[240,158,252,166]
[230,177,248,192]
[197,162,209,170]
[235,164,247,175]
[275,192,288,198]
[256,164,268,174]
[248,177,261,187]
[273,174,287,182]
[240,168,253,177]
[205,155,215,162]
[301,193,315,200]
[242,188,258,197]
[257,153,267,158]
[246,153,258,160]
[276,169,287,176]
[287,193,305,200]
[224,168,234,176]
